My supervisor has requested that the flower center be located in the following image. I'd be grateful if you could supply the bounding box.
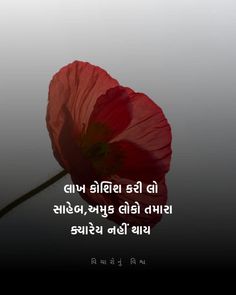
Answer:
[85,142,109,160]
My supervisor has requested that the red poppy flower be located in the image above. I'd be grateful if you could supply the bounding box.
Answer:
[47,61,172,227]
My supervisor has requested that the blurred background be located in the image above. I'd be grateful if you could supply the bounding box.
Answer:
[0,0,236,270]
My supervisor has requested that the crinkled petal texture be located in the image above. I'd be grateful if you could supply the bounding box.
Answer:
[47,61,172,227]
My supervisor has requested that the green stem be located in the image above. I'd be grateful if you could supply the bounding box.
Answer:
[0,170,67,219]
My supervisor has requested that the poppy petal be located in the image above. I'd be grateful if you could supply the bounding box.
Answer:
[47,61,119,169]
[110,140,166,182]
[57,107,100,185]
[111,91,172,176]
[85,86,133,144]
